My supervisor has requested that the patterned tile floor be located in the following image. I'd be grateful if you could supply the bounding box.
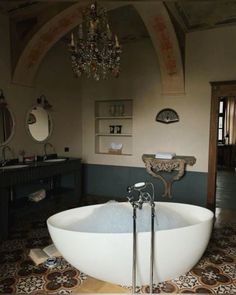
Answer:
[216,170,236,210]
[0,205,235,294]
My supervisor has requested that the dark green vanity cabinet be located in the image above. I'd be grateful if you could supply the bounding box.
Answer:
[0,158,81,241]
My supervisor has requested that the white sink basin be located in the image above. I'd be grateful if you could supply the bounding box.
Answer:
[1,164,29,170]
[44,158,66,163]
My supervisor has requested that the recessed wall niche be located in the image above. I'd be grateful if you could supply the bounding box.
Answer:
[95,99,133,155]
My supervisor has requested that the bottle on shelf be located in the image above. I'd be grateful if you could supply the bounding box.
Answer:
[117,104,124,116]
[115,125,122,134]
[109,125,115,134]
[109,104,116,117]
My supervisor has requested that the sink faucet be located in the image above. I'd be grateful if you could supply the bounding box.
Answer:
[1,145,14,166]
[43,142,56,159]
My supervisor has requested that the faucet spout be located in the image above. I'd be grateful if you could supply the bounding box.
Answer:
[1,145,14,165]
[43,142,56,159]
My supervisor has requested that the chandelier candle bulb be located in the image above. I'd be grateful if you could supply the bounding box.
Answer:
[79,24,83,39]
[70,33,75,47]
[115,35,119,47]
[107,24,112,40]
[90,21,95,34]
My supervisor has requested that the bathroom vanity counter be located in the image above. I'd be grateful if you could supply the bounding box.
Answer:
[0,158,81,186]
[0,158,81,241]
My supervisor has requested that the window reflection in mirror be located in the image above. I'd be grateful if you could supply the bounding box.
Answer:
[27,105,52,142]
[0,107,14,146]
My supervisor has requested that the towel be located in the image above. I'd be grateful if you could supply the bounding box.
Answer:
[155,152,176,159]
[110,143,123,150]
[28,189,46,202]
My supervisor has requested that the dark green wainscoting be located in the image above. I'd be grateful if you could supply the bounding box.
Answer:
[82,164,208,207]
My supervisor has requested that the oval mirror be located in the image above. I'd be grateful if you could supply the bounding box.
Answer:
[0,106,15,146]
[26,105,52,142]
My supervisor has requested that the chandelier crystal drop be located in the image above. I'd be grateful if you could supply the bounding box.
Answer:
[68,2,122,81]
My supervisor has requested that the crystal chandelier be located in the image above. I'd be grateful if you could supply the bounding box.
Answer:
[68,2,122,81]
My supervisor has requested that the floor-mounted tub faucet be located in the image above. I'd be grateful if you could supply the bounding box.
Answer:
[43,142,55,160]
[127,182,155,294]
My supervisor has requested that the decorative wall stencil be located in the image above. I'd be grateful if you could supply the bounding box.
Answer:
[155,108,179,124]
[25,6,86,69]
[152,15,178,75]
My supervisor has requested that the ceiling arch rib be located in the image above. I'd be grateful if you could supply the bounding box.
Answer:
[12,2,86,87]
[12,2,185,95]
[134,2,185,95]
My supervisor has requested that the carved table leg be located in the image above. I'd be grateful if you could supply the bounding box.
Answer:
[165,182,172,198]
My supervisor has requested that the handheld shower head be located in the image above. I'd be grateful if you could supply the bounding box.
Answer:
[134,182,147,189]
[127,182,147,193]
[127,182,155,205]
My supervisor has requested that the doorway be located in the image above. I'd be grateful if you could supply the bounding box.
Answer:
[207,81,236,212]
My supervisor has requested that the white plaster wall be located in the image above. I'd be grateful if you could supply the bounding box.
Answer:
[81,39,191,168]
[0,13,82,159]
[82,26,236,172]
[185,25,236,171]
[36,41,83,158]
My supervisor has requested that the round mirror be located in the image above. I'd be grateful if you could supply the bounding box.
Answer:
[26,105,52,142]
[0,106,15,146]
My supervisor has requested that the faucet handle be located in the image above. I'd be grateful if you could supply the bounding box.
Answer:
[1,160,7,167]
[127,186,133,193]
[127,196,134,202]
[142,192,151,201]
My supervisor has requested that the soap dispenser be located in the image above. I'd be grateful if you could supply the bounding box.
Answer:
[18,150,25,163]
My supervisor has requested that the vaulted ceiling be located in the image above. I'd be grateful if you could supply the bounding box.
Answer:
[1,1,236,62]
[1,1,236,51]
[165,1,236,32]
[1,1,236,33]
[1,1,236,93]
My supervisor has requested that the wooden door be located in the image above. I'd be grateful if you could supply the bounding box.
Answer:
[208,81,236,211]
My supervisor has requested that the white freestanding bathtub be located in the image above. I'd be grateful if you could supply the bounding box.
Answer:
[47,202,213,286]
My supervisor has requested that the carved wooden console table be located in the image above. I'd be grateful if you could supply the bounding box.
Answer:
[142,154,196,198]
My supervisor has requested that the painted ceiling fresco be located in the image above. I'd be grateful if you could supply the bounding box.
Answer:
[166,1,236,32]
[1,1,236,34]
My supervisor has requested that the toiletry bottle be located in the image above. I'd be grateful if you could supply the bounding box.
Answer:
[18,154,23,163]
[18,150,25,163]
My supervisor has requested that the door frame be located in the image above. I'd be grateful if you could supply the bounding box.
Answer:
[207,80,236,211]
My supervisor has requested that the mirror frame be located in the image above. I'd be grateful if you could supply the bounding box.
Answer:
[0,106,15,147]
[25,104,53,143]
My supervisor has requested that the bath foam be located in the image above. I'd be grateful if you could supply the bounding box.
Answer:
[70,201,190,233]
